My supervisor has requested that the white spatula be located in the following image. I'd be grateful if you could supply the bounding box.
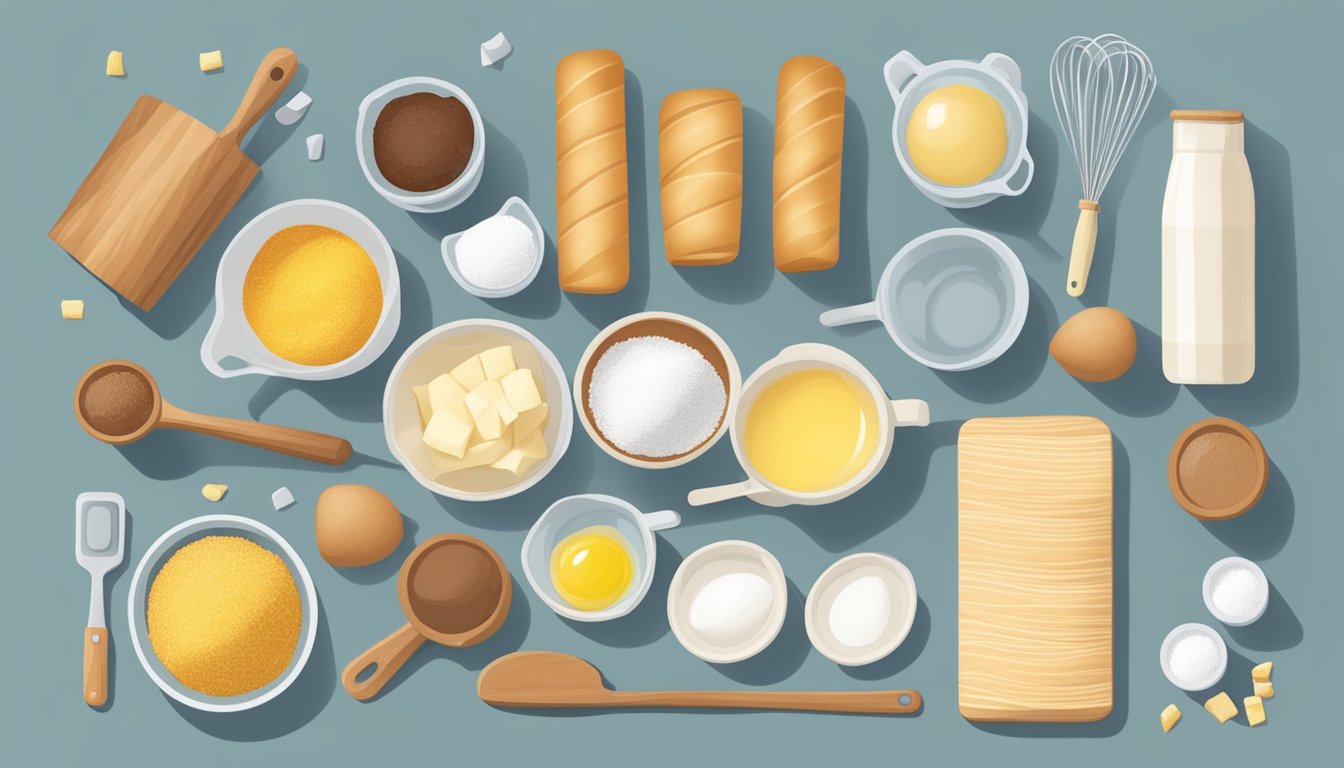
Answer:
[76,492,125,708]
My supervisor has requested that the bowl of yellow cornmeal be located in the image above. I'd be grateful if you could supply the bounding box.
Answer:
[128,515,319,712]
[200,199,401,380]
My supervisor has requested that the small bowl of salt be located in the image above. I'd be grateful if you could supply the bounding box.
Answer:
[441,196,544,298]
[1160,622,1227,691]
[1202,556,1269,626]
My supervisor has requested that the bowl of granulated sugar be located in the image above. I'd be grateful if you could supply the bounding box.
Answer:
[1160,622,1227,691]
[1202,556,1269,626]
[575,312,741,469]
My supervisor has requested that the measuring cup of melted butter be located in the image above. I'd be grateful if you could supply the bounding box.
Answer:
[687,344,930,508]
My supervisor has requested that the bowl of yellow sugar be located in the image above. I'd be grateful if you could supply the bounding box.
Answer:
[201,199,400,380]
[127,515,318,712]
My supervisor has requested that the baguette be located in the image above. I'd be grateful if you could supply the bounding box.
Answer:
[659,89,743,266]
[773,56,845,272]
[555,49,629,293]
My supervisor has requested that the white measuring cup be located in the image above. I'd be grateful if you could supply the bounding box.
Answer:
[687,344,929,508]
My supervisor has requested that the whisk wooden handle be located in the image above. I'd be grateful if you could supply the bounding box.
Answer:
[1066,200,1100,297]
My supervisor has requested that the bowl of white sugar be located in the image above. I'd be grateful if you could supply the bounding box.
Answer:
[1202,556,1269,626]
[441,197,544,298]
[1159,622,1227,691]
[574,312,741,469]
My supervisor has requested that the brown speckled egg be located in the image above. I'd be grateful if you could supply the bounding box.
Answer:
[1049,307,1138,382]
[315,484,404,567]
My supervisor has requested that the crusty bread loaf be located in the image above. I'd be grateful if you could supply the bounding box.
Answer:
[555,49,629,294]
[659,89,743,266]
[773,56,845,272]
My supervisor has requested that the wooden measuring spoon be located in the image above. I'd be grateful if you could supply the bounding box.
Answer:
[477,652,923,714]
[74,360,351,464]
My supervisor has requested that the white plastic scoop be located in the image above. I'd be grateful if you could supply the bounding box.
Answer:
[76,492,125,708]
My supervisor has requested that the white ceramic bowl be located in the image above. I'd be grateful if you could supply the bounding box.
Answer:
[667,540,787,663]
[805,553,917,666]
[884,51,1033,209]
[441,197,545,299]
[200,199,401,380]
[574,312,742,469]
[1202,556,1269,626]
[127,515,319,713]
[383,319,573,501]
[1159,622,1228,691]
[522,494,680,622]
[356,77,485,213]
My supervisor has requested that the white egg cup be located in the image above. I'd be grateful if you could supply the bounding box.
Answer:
[805,553,917,666]
[667,540,787,663]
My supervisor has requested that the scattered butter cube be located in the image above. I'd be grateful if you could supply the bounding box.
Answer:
[451,355,487,390]
[465,380,505,421]
[1160,703,1181,733]
[501,368,542,412]
[412,384,433,426]
[1244,696,1266,726]
[1254,680,1274,699]
[514,402,548,440]
[480,32,513,67]
[427,373,470,420]
[306,134,324,161]
[1252,661,1273,682]
[199,50,224,72]
[275,91,311,125]
[424,410,473,458]
[271,486,295,511]
[1204,692,1237,724]
[474,406,504,441]
[106,50,125,77]
[480,345,517,380]
[201,483,228,502]
[61,300,84,320]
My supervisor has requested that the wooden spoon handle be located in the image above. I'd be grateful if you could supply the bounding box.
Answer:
[604,689,922,714]
[220,47,298,146]
[84,627,108,708]
[158,402,352,464]
[342,624,426,702]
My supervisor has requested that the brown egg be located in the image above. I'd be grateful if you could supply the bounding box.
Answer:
[1049,307,1138,382]
[315,484,404,567]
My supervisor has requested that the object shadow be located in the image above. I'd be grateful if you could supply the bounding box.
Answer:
[433,432,597,531]
[951,111,1062,262]
[408,119,532,240]
[710,578,810,685]
[935,275,1054,403]
[1079,320,1179,416]
[563,537,681,648]
[566,69,651,327]
[841,598,931,681]
[969,437,1131,737]
[241,63,309,166]
[1228,582,1303,651]
[171,593,336,740]
[782,97,872,307]
[248,249,432,425]
[676,107,775,303]
[1200,460,1294,559]
[484,230,563,320]
[332,517,420,586]
[1189,122,1299,425]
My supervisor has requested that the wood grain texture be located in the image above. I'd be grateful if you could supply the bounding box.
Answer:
[658,89,742,266]
[83,627,108,707]
[555,49,629,293]
[958,416,1113,722]
[773,55,844,273]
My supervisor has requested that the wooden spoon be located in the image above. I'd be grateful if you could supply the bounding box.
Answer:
[74,360,351,464]
[477,652,922,714]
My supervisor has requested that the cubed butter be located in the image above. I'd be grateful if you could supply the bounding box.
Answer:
[428,434,512,473]
[513,402,548,439]
[201,483,228,502]
[61,300,84,320]
[1204,692,1237,724]
[479,345,517,380]
[465,380,505,421]
[474,406,504,441]
[501,368,542,412]
[106,51,124,77]
[1252,661,1273,682]
[1160,703,1181,733]
[1254,680,1274,699]
[1244,696,1266,726]
[496,398,519,426]
[412,384,433,426]
[427,373,470,420]
[514,427,548,459]
[199,50,223,72]
[450,355,487,390]
[424,410,473,458]
[491,448,540,477]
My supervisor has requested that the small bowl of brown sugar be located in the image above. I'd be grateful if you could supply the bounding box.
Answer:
[1168,417,1269,520]
[356,77,485,213]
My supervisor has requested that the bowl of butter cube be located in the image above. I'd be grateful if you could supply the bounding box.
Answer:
[383,319,573,501]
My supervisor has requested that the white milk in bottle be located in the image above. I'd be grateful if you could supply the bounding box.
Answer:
[1162,110,1255,384]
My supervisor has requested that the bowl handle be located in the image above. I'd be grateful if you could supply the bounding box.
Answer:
[883,51,925,102]
[688,479,773,507]
[820,302,881,329]
[890,399,930,428]
[980,52,1022,90]
[200,311,268,378]
[993,151,1034,197]
[641,509,681,532]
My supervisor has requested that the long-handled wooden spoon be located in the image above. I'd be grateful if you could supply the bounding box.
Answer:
[477,652,922,715]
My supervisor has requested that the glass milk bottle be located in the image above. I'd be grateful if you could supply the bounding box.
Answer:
[1162,110,1255,384]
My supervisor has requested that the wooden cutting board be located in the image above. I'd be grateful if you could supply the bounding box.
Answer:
[50,48,296,310]
[958,416,1113,723]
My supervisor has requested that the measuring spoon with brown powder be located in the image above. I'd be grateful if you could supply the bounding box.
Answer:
[74,360,352,464]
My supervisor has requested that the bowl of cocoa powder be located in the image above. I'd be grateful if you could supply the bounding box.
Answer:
[356,77,485,213]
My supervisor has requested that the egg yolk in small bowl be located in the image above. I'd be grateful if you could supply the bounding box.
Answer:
[550,525,633,612]
[906,84,1008,187]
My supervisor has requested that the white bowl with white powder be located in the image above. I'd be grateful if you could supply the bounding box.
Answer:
[1159,623,1227,691]
[1202,556,1269,626]
[441,197,544,298]
[574,312,741,469]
